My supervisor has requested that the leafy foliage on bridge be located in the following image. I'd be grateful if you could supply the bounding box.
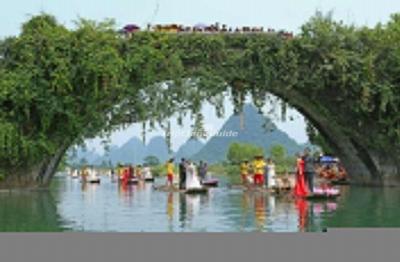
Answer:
[0,13,399,185]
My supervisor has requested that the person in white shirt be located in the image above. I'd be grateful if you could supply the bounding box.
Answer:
[266,158,276,189]
[142,165,153,180]
[185,161,202,189]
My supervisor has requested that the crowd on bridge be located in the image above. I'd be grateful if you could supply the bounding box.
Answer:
[119,22,294,39]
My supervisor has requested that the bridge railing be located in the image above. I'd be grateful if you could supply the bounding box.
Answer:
[119,23,294,39]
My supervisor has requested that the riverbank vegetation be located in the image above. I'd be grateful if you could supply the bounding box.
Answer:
[210,143,296,184]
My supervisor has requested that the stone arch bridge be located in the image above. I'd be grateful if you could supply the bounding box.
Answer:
[0,14,399,188]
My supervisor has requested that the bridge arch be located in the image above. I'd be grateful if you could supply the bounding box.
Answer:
[0,14,399,188]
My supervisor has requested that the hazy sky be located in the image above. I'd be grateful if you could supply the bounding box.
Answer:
[2,1,399,152]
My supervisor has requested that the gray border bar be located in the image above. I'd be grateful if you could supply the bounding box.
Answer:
[0,230,399,262]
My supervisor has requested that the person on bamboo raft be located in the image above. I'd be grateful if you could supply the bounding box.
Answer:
[265,158,276,189]
[179,158,187,190]
[129,165,135,178]
[198,161,208,182]
[142,164,153,180]
[166,158,175,186]
[253,155,266,186]
[185,161,203,189]
[135,165,142,179]
[240,160,250,185]
[121,165,132,184]
[293,153,308,197]
[117,164,124,179]
[81,166,90,182]
[303,148,315,193]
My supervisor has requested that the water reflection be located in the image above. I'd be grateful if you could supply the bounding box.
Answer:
[240,193,251,231]
[294,198,308,232]
[2,177,400,232]
[178,194,205,231]
[254,193,266,231]
[0,191,64,232]
[178,193,187,230]
[118,183,135,204]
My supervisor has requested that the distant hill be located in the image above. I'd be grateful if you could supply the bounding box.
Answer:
[191,104,306,163]
[101,137,146,165]
[67,147,101,166]
[144,136,171,163]
[68,104,310,166]
[69,136,175,166]
[174,138,204,160]
[97,136,171,165]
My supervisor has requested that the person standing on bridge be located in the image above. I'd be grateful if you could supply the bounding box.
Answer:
[303,148,315,193]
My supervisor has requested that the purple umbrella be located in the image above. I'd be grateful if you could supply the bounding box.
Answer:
[193,23,208,30]
[123,24,140,32]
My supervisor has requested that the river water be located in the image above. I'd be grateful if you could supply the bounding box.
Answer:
[1,175,400,232]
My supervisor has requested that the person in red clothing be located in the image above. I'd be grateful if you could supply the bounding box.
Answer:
[293,153,309,197]
[122,166,130,184]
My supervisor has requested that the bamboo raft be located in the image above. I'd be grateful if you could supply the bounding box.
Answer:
[153,185,208,194]
[153,185,183,192]
[185,187,208,194]
[119,178,139,184]
[86,178,101,184]
[227,184,291,195]
[201,178,219,187]
[304,193,340,200]
[330,180,350,186]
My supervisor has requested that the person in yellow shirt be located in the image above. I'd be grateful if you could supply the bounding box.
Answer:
[81,166,89,183]
[253,155,266,186]
[117,164,124,179]
[135,165,142,179]
[240,160,250,185]
[166,158,175,186]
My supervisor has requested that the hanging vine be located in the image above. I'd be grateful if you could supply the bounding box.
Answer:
[141,122,146,145]
[191,112,207,139]
[164,121,172,154]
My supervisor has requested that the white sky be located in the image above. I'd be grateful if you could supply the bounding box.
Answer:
[2,0,399,152]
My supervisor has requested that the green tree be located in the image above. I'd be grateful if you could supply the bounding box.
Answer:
[144,155,160,166]
[226,142,264,164]
[269,144,287,164]
[269,144,297,174]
